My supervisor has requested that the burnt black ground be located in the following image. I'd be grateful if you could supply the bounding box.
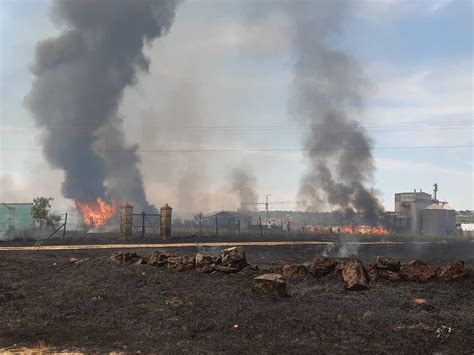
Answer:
[0,242,473,353]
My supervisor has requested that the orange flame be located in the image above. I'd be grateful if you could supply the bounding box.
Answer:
[306,225,389,236]
[75,198,117,228]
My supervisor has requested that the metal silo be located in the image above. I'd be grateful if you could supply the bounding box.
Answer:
[422,203,456,237]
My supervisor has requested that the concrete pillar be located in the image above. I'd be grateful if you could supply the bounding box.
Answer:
[160,204,172,240]
[120,203,133,240]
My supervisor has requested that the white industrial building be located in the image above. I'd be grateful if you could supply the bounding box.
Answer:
[387,184,457,237]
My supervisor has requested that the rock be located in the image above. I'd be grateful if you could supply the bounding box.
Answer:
[68,257,88,265]
[400,260,434,283]
[252,274,288,297]
[379,270,401,281]
[282,264,308,280]
[110,252,146,265]
[195,253,221,273]
[309,257,336,277]
[149,251,176,266]
[365,263,379,283]
[376,256,400,272]
[436,261,465,282]
[341,260,369,291]
[220,247,248,271]
[167,256,195,271]
[404,298,436,313]
[412,298,427,305]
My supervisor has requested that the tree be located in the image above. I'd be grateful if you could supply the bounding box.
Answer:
[193,212,203,225]
[32,197,61,228]
[193,211,204,234]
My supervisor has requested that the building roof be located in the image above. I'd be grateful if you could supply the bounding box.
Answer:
[1,203,33,207]
[424,203,454,211]
[396,192,431,197]
[203,211,252,219]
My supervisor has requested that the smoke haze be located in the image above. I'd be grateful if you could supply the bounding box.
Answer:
[230,167,259,211]
[26,0,181,212]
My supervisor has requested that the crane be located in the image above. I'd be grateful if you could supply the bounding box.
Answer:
[240,195,322,222]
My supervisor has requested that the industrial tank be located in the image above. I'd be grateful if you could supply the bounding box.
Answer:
[422,203,456,237]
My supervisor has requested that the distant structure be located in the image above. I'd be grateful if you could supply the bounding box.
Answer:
[422,203,456,237]
[0,203,33,232]
[394,189,432,234]
[386,183,456,236]
[202,211,252,231]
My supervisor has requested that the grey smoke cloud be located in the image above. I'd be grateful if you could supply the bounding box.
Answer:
[230,167,258,211]
[285,0,383,223]
[26,0,181,212]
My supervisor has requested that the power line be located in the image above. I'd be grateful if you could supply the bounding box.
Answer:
[1,119,472,134]
[2,126,473,136]
[1,145,472,153]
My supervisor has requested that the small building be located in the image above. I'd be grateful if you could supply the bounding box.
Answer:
[202,211,252,230]
[460,223,474,237]
[0,203,34,232]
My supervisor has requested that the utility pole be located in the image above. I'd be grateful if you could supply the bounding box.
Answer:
[141,211,146,240]
[62,213,68,239]
[265,194,271,223]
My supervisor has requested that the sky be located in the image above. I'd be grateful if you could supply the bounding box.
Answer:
[0,0,472,215]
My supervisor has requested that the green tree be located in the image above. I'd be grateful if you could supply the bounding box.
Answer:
[32,197,61,228]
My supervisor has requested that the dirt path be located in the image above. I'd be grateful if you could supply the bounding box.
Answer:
[0,240,459,252]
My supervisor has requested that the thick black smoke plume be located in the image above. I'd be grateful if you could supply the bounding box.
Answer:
[287,1,383,224]
[26,0,180,212]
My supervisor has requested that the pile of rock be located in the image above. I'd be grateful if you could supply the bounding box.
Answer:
[167,256,195,271]
[195,253,221,273]
[110,252,147,265]
[273,255,467,293]
[110,248,467,297]
[119,247,249,274]
[372,257,466,283]
[149,251,175,266]
[436,261,465,281]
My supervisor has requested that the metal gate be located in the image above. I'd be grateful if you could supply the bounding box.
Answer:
[132,212,160,239]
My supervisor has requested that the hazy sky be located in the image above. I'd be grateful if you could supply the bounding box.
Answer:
[0,0,472,214]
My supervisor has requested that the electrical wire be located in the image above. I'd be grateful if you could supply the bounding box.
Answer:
[1,145,472,153]
[1,119,472,135]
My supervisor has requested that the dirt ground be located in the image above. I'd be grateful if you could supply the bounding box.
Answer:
[0,241,473,353]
